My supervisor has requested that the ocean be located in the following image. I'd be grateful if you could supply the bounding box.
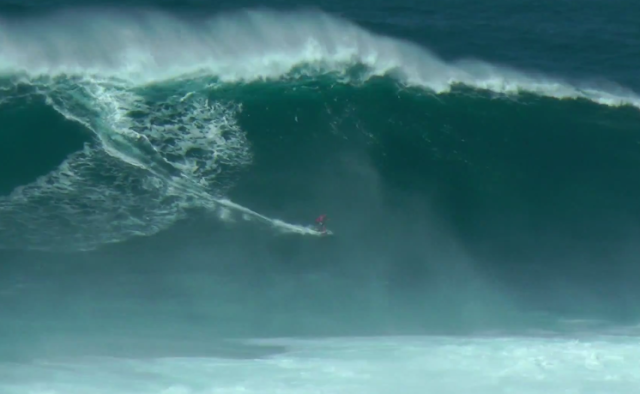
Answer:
[1,0,639,392]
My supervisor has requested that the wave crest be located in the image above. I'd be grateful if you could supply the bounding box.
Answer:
[1,8,638,108]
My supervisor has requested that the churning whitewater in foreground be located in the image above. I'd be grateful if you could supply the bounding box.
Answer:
[1,9,639,251]
[2,336,639,394]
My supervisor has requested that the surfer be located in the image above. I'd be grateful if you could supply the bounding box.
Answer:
[315,214,328,233]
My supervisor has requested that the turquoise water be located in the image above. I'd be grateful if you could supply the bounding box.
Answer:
[1,0,640,351]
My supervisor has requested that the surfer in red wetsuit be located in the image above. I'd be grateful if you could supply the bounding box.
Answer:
[315,214,327,233]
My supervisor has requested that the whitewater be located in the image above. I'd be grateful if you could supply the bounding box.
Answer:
[2,335,639,394]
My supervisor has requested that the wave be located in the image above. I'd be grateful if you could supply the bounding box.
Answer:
[2,8,639,106]
[0,8,639,251]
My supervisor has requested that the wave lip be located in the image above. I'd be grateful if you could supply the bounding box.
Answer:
[0,9,638,109]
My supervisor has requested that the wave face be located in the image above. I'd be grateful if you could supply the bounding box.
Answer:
[1,8,640,253]
[0,1,640,347]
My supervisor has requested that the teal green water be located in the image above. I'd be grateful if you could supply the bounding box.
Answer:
[1,3,640,343]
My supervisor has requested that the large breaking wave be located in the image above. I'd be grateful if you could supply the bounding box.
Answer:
[1,8,639,251]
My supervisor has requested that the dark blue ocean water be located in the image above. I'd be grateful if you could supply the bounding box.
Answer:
[1,0,640,360]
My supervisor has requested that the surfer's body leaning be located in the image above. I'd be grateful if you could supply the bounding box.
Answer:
[315,214,328,234]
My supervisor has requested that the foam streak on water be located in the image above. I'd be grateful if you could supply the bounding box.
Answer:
[0,74,326,251]
[1,336,637,394]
